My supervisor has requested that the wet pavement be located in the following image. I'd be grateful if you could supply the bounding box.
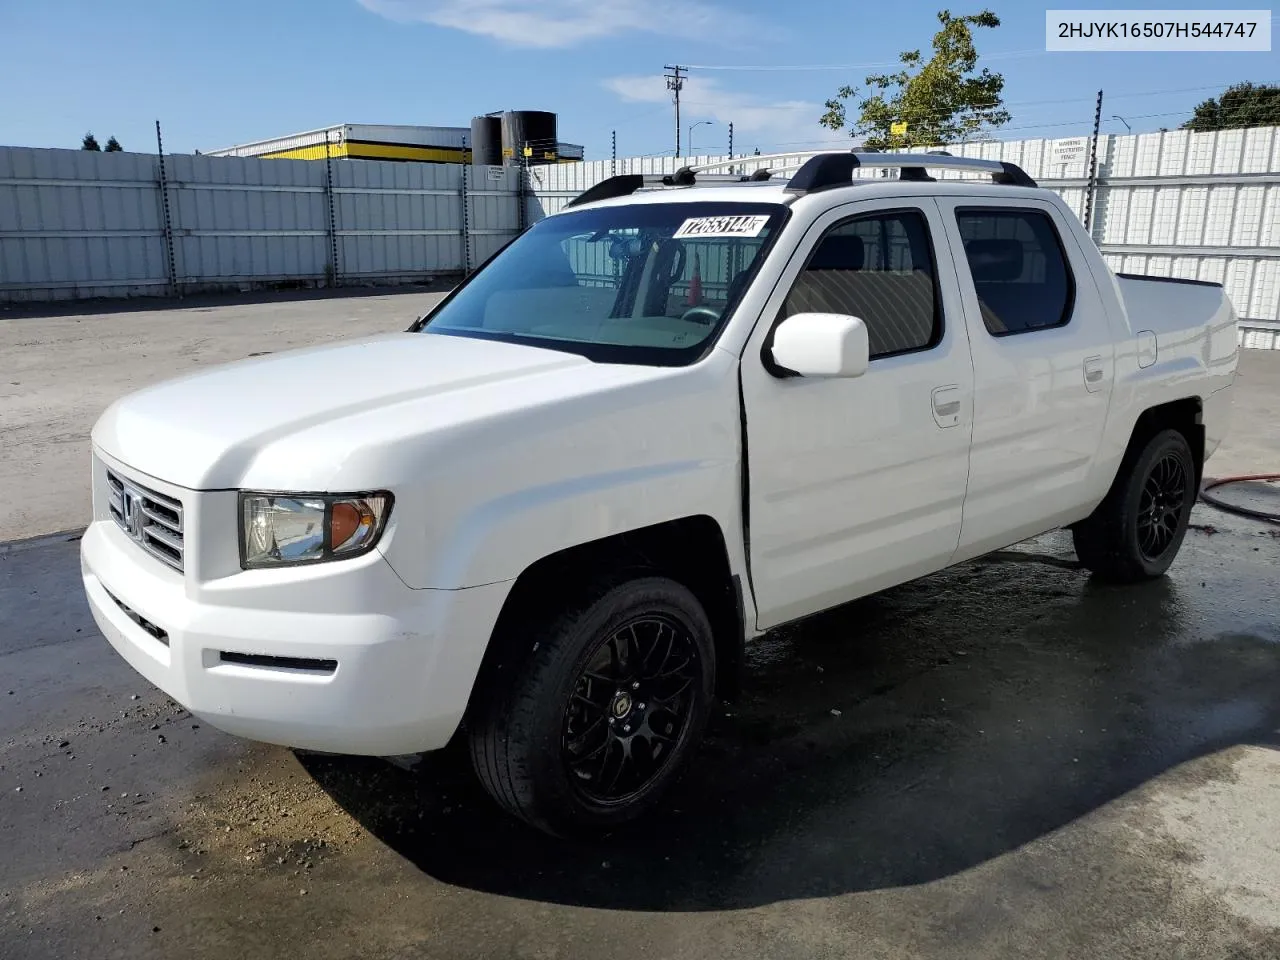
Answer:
[3,506,1279,959]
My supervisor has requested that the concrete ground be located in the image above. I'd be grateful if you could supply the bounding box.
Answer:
[2,293,1279,960]
[0,288,448,543]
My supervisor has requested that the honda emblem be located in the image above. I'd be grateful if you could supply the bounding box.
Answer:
[123,487,145,541]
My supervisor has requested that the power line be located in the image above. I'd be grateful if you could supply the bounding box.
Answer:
[1108,82,1257,101]
[612,103,672,128]
[671,84,1249,137]
[701,107,1274,155]
[620,104,1275,157]
[684,48,1050,71]
[608,79,1274,159]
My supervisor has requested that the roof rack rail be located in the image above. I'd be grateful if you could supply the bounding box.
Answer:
[564,174,645,208]
[687,151,1035,189]
[782,152,1037,193]
[562,150,1036,208]
[563,167,775,208]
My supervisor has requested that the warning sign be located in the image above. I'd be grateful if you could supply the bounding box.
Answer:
[1051,137,1089,166]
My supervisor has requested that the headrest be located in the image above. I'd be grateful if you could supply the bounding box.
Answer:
[808,234,865,271]
[965,238,1023,282]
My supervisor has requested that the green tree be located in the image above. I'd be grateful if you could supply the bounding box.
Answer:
[81,131,101,151]
[1182,83,1280,132]
[104,136,123,152]
[820,9,1010,151]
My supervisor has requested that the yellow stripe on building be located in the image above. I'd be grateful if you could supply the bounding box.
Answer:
[257,142,473,162]
[257,143,352,161]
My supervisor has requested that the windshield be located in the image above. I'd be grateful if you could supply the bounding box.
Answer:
[417,201,788,364]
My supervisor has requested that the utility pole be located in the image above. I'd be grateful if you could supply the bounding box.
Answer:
[611,129,616,177]
[665,64,686,157]
[728,121,734,165]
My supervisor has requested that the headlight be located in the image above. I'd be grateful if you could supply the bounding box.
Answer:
[239,492,392,569]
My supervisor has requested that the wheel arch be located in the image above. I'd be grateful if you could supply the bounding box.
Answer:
[462,515,746,729]
[1123,396,1205,489]
[1073,398,1202,583]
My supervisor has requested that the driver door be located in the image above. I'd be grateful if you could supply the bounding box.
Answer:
[740,199,975,629]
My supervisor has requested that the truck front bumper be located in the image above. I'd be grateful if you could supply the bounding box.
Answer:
[81,519,510,756]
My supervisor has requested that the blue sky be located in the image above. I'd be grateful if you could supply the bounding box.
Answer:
[1,0,1275,158]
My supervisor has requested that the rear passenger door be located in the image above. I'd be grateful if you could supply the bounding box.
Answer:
[934,198,1116,560]
[741,200,974,629]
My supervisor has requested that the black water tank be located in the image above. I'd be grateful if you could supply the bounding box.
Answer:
[470,115,502,166]
[500,110,558,164]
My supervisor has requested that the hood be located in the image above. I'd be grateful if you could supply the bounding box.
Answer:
[92,332,592,489]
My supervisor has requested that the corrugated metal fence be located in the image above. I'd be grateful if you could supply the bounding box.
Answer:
[0,147,519,302]
[529,126,1280,345]
[2,128,1278,350]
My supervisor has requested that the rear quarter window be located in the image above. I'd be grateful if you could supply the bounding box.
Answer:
[955,209,1075,336]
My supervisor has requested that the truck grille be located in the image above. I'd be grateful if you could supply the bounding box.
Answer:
[106,469,185,572]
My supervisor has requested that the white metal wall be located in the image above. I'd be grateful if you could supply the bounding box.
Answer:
[333,159,459,281]
[164,152,329,286]
[0,147,522,302]
[0,148,170,300]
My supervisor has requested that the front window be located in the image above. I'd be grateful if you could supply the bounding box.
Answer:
[417,201,788,365]
[781,208,942,360]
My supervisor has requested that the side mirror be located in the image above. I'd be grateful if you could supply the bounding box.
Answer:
[769,313,870,378]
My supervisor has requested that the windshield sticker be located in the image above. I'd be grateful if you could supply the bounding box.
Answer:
[672,215,770,239]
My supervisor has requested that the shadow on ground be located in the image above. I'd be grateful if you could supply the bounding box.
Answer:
[301,539,1280,912]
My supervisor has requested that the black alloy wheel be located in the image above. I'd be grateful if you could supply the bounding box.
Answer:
[1137,451,1190,561]
[562,615,700,805]
[468,576,716,836]
[1072,428,1197,582]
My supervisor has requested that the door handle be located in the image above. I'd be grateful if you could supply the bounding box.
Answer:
[931,385,962,428]
[1083,356,1106,392]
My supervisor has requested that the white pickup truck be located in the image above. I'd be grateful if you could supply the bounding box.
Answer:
[82,152,1238,836]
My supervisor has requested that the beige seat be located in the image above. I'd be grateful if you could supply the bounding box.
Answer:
[786,235,937,356]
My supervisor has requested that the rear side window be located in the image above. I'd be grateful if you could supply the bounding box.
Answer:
[955,209,1074,336]
[782,209,941,360]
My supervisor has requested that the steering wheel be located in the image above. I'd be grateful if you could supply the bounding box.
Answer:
[679,305,721,326]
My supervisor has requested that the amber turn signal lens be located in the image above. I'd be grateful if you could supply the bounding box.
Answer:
[330,501,366,550]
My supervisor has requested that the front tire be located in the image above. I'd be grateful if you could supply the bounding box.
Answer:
[468,576,716,837]
[1073,428,1197,583]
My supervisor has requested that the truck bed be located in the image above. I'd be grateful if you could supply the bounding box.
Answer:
[1115,272,1238,359]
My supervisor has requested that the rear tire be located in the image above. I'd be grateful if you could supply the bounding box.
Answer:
[468,576,715,837]
[1072,428,1196,583]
